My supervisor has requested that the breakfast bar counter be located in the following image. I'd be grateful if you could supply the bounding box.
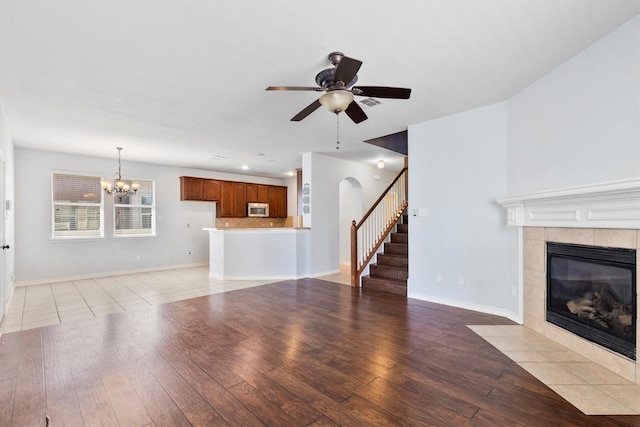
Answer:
[204,228,310,280]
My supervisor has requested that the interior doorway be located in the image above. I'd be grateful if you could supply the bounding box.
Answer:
[339,177,363,266]
[0,153,6,319]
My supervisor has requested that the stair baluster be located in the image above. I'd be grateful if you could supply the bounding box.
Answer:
[350,167,408,287]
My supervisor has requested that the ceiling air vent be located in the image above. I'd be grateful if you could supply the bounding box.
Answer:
[359,97,382,109]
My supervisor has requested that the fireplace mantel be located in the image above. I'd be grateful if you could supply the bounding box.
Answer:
[497,178,640,229]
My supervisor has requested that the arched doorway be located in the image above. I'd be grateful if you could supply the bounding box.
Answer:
[339,177,363,266]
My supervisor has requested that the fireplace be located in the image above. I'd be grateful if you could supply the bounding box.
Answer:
[546,242,637,360]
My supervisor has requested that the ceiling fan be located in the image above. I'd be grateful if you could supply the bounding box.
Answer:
[266,51,411,124]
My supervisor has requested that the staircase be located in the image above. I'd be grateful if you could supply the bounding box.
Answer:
[361,214,408,296]
[350,167,408,292]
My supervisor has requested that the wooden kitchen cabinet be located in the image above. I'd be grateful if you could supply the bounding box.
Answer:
[268,185,287,218]
[246,184,256,203]
[246,184,271,203]
[203,179,220,201]
[234,183,247,217]
[184,176,287,218]
[180,176,204,200]
[181,176,221,201]
[218,182,249,218]
[257,185,269,203]
[217,181,235,217]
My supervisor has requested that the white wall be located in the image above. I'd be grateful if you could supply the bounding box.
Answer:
[0,97,15,315]
[406,16,638,321]
[14,147,289,283]
[338,178,363,265]
[408,102,519,318]
[302,152,397,276]
[508,16,640,194]
[285,175,297,218]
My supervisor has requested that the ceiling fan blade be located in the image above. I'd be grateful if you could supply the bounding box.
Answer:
[345,101,368,124]
[266,86,322,91]
[353,86,411,99]
[291,99,322,121]
[333,56,362,86]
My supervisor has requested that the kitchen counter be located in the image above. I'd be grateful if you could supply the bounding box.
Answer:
[204,228,310,280]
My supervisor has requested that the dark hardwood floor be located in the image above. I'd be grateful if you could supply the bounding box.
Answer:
[1,278,639,426]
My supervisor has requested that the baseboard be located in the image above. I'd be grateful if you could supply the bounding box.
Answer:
[208,273,308,281]
[309,269,340,278]
[407,291,523,324]
[14,262,209,287]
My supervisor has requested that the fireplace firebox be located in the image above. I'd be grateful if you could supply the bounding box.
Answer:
[546,242,636,360]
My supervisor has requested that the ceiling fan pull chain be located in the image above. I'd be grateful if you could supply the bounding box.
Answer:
[335,111,340,150]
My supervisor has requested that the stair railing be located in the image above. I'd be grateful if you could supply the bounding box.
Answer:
[351,167,408,286]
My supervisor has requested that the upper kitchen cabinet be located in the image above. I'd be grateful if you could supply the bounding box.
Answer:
[217,181,236,217]
[180,176,221,201]
[246,184,269,203]
[203,179,220,201]
[217,182,249,218]
[268,186,287,218]
[234,183,247,217]
[180,177,204,200]
[183,176,287,218]
[257,185,269,203]
[246,184,257,203]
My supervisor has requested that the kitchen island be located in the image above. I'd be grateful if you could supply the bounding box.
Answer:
[204,228,310,280]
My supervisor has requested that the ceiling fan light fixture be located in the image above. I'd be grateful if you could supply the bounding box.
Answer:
[319,90,354,113]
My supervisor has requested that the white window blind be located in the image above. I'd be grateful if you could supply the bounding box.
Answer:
[52,172,104,238]
[114,179,155,236]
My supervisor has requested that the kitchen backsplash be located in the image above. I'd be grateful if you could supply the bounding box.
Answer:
[215,216,293,228]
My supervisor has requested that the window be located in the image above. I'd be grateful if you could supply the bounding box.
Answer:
[114,179,155,236]
[52,172,104,238]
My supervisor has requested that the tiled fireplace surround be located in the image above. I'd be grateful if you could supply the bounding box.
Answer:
[522,226,640,385]
[497,178,640,386]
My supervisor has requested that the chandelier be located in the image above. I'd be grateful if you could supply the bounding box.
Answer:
[102,147,139,198]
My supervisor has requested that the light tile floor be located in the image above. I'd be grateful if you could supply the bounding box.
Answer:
[469,324,640,416]
[0,266,285,334]
[0,265,352,335]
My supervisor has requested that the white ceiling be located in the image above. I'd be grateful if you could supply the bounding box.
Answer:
[0,0,638,178]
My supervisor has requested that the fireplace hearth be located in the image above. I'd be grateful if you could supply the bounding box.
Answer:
[546,242,637,360]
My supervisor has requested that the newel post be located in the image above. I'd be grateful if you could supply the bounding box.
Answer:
[350,220,358,287]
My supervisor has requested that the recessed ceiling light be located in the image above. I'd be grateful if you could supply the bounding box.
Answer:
[241,165,249,170]
[286,171,295,177]
[211,155,226,160]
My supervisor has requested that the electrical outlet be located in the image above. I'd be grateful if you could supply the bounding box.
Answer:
[436,274,443,283]
[136,255,141,261]
[186,223,190,228]
[458,276,465,286]
[511,285,517,296]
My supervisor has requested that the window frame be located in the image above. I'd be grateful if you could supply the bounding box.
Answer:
[112,178,156,238]
[51,170,105,240]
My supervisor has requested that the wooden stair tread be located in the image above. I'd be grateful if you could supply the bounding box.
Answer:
[360,209,409,297]
[362,276,407,296]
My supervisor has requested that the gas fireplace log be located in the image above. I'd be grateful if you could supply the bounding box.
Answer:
[566,294,596,317]
[618,314,632,327]
[565,289,633,336]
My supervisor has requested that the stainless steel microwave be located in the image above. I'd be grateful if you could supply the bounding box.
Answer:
[247,202,269,217]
